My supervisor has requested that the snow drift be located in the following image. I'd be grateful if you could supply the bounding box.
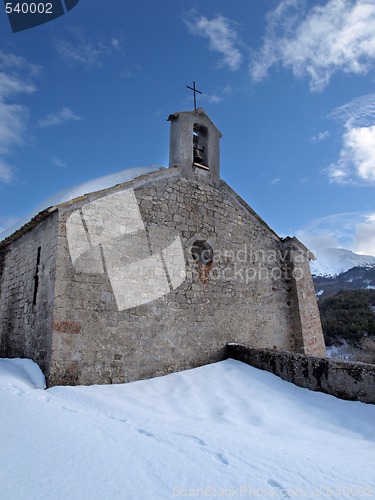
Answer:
[0,358,374,499]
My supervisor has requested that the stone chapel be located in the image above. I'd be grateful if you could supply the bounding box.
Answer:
[0,108,325,386]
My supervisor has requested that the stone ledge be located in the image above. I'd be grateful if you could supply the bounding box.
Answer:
[227,343,375,405]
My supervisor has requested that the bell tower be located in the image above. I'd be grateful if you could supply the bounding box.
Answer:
[168,108,222,186]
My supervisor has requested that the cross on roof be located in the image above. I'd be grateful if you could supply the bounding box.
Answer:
[186,81,202,111]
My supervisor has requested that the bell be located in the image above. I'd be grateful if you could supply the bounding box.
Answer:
[193,147,204,164]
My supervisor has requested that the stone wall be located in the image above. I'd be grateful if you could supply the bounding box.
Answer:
[0,249,6,296]
[0,167,325,387]
[46,171,322,386]
[0,212,58,374]
[282,240,326,357]
[227,343,375,404]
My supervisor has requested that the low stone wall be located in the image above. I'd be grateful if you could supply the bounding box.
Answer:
[227,343,375,405]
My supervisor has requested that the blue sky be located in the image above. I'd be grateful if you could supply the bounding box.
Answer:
[1,0,375,256]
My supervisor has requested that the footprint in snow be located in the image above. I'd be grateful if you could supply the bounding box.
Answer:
[108,415,128,423]
[211,452,229,466]
[267,479,290,498]
[174,433,206,447]
[172,432,229,466]
[136,428,155,438]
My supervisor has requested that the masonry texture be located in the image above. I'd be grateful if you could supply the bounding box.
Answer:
[0,109,325,386]
[0,212,58,375]
[228,344,375,404]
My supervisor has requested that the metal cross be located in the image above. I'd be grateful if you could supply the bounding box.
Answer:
[186,81,202,111]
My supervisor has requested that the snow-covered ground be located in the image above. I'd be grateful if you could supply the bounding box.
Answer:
[1,358,374,500]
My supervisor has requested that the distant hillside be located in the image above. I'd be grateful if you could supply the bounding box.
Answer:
[313,266,375,297]
[310,248,375,364]
[318,289,375,364]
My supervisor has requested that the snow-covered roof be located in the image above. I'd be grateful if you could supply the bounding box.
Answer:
[0,165,165,244]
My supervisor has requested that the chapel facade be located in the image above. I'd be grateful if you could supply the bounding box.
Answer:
[0,108,325,386]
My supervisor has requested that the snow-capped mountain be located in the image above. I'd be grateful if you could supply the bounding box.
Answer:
[310,248,375,277]
[311,248,375,297]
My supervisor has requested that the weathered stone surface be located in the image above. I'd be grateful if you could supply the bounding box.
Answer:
[282,238,325,356]
[228,344,375,404]
[0,212,58,376]
[0,109,325,387]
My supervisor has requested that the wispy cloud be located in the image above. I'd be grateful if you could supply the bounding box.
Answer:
[330,94,375,128]
[296,211,375,255]
[311,131,330,143]
[54,27,123,69]
[0,50,38,184]
[0,51,40,76]
[0,213,22,233]
[250,0,375,92]
[0,72,36,99]
[204,84,233,104]
[50,157,67,168]
[0,159,14,184]
[0,101,29,154]
[328,94,375,184]
[111,36,123,51]
[184,12,242,71]
[38,107,82,128]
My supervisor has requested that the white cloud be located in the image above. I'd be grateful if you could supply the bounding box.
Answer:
[54,28,123,69]
[0,50,38,184]
[354,214,375,255]
[328,94,375,184]
[250,0,375,92]
[185,13,242,71]
[38,107,82,128]
[296,211,375,256]
[328,125,375,183]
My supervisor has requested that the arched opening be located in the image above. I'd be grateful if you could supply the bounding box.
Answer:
[193,124,209,169]
[191,240,213,266]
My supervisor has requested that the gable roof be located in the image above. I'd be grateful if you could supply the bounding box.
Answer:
[0,165,316,261]
[168,108,222,137]
[0,166,169,247]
